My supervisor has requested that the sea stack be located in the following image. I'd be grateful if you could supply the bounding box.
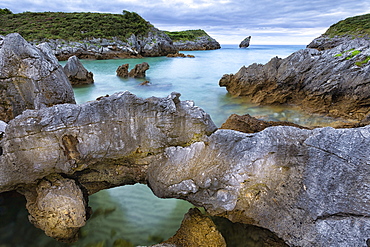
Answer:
[239,36,251,48]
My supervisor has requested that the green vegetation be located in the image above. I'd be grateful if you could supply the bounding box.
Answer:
[0,10,151,41]
[164,29,208,41]
[355,56,370,67]
[346,50,361,60]
[325,13,370,37]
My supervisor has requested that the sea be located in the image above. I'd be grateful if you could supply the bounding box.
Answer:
[1,44,340,247]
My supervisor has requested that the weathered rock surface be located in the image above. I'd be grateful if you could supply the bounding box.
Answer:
[19,174,88,242]
[116,62,150,78]
[160,208,226,247]
[63,55,94,85]
[128,62,150,78]
[221,113,309,133]
[44,26,177,60]
[239,36,251,48]
[116,63,129,77]
[0,33,76,122]
[220,36,370,121]
[173,35,220,51]
[148,126,370,247]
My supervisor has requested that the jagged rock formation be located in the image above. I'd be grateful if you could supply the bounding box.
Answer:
[148,126,370,247]
[0,33,76,122]
[63,55,94,85]
[167,53,195,58]
[1,33,370,247]
[116,62,150,78]
[173,35,220,51]
[45,26,177,60]
[239,36,251,48]
[128,62,150,78]
[219,36,370,121]
[116,63,129,77]
[221,113,308,133]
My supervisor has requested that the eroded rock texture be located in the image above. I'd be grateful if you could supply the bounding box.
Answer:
[220,36,370,121]
[148,127,370,247]
[0,33,76,122]
[63,55,94,85]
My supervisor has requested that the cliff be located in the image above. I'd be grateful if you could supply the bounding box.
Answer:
[219,14,370,123]
[165,29,221,51]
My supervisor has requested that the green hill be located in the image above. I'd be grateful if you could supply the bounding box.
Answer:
[0,10,151,41]
[164,29,209,41]
[324,13,370,37]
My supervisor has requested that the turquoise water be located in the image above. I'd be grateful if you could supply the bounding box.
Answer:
[2,45,340,247]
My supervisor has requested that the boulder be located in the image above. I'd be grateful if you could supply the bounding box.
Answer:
[63,55,94,85]
[128,62,150,78]
[0,33,76,122]
[239,36,251,48]
[116,63,129,77]
[220,36,370,121]
[160,208,226,247]
[220,113,309,133]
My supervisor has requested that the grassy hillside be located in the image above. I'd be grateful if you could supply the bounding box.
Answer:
[164,29,209,41]
[0,10,151,41]
[324,13,370,37]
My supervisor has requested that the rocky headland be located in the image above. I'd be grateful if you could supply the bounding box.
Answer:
[165,30,221,51]
[219,15,370,123]
[1,32,370,247]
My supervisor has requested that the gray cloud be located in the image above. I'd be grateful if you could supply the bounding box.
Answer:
[1,0,370,44]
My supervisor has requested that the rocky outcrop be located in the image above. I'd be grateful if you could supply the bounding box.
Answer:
[239,36,251,48]
[116,62,150,78]
[148,126,370,247]
[63,55,94,85]
[167,53,195,58]
[160,208,226,247]
[45,26,177,60]
[0,33,76,122]
[128,62,150,78]
[219,36,370,121]
[221,113,309,133]
[173,35,220,51]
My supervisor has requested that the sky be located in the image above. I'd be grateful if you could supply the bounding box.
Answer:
[1,0,370,45]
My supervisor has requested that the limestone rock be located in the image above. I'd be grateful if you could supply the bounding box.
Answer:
[0,91,216,193]
[161,208,226,247]
[147,126,370,247]
[128,62,150,78]
[0,33,76,122]
[19,175,87,242]
[173,35,220,51]
[116,63,129,78]
[220,36,370,121]
[63,55,94,85]
[239,36,251,48]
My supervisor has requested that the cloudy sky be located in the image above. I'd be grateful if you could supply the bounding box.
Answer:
[1,0,370,45]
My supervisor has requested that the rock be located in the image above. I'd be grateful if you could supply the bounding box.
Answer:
[140,80,151,86]
[18,174,87,242]
[172,34,220,51]
[161,208,226,247]
[148,126,370,247]
[128,62,150,78]
[0,91,216,194]
[0,33,76,122]
[239,36,251,48]
[167,53,195,58]
[63,55,94,85]
[116,63,129,78]
[220,113,309,133]
[0,120,6,134]
[220,36,370,121]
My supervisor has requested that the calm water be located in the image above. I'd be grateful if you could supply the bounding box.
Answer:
[2,45,340,247]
